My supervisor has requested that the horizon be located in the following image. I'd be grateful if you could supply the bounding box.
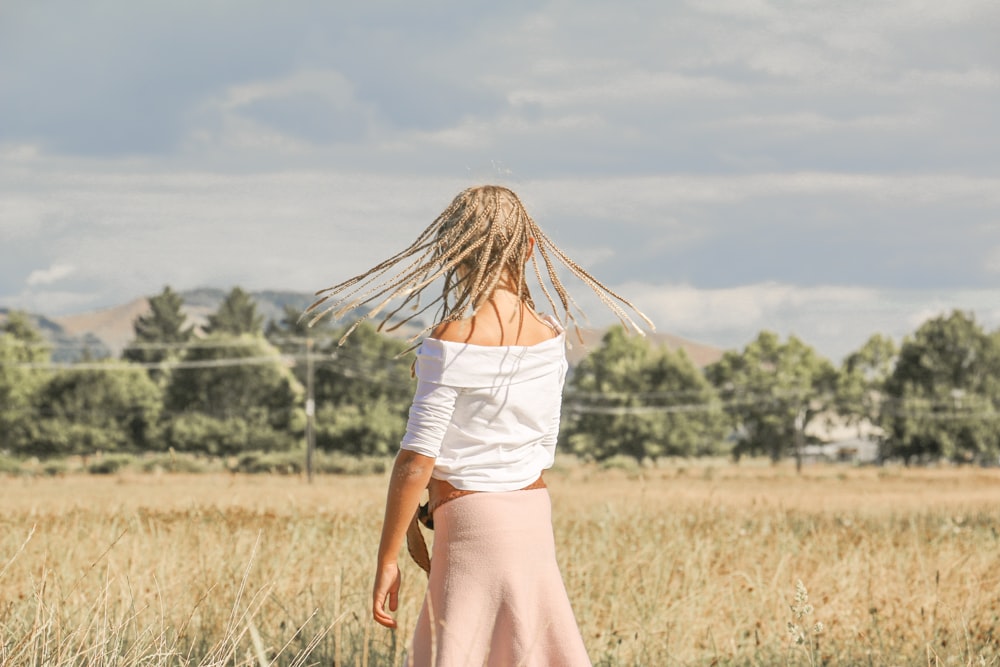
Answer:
[6,283,998,366]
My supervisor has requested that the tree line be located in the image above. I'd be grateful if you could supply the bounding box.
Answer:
[1,286,998,466]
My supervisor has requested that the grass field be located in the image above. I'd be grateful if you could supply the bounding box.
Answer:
[2,460,999,666]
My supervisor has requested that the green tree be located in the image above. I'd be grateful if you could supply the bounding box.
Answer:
[315,323,414,408]
[312,322,415,455]
[122,286,194,378]
[562,326,726,462]
[315,399,405,457]
[266,303,335,387]
[205,287,264,335]
[835,333,897,439]
[883,310,1000,464]
[163,334,301,454]
[707,331,837,463]
[266,304,323,346]
[0,312,49,452]
[23,363,162,458]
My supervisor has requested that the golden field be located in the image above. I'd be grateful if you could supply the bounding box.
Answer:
[2,461,999,666]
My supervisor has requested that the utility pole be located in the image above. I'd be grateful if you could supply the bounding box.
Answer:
[794,408,805,474]
[305,336,316,483]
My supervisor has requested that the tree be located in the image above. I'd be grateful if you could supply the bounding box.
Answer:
[266,304,322,346]
[314,322,414,409]
[23,363,162,458]
[883,310,1000,464]
[706,331,837,463]
[311,322,415,455]
[266,303,336,388]
[315,399,405,457]
[0,312,49,452]
[122,286,194,378]
[562,326,726,462]
[163,334,301,453]
[835,333,897,438]
[204,287,264,335]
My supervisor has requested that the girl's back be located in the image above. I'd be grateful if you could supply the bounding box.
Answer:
[431,290,558,347]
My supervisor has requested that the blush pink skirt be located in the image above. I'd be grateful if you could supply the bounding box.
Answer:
[408,488,591,667]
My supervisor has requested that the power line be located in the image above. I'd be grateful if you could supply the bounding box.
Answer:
[4,344,998,419]
[10,335,335,352]
[9,355,295,371]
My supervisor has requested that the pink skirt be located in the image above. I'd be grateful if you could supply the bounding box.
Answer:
[408,488,591,667]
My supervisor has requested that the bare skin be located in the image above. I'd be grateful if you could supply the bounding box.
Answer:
[372,448,435,628]
[371,241,560,628]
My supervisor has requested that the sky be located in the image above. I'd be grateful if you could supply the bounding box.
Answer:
[1,0,998,362]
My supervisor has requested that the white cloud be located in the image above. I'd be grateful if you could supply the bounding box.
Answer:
[0,196,52,239]
[899,67,1000,90]
[182,68,381,155]
[537,172,1000,210]
[613,281,879,335]
[880,0,997,25]
[216,69,359,112]
[26,263,75,286]
[0,143,42,160]
[684,0,781,21]
[507,70,743,109]
[405,112,605,151]
[6,289,103,316]
[183,114,316,155]
[583,282,1000,362]
[986,246,1000,274]
[716,111,928,134]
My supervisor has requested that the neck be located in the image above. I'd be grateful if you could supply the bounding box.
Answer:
[491,287,522,300]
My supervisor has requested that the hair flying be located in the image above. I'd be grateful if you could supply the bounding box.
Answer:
[304,185,654,346]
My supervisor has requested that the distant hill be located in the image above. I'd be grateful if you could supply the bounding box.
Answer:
[45,289,323,359]
[564,327,725,367]
[8,289,725,367]
[52,298,151,359]
[0,308,109,362]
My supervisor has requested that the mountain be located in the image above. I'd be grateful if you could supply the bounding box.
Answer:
[0,308,109,362]
[37,289,314,359]
[564,327,724,367]
[52,298,151,358]
[10,289,725,367]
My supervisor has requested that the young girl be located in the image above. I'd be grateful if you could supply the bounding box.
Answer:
[308,185,652,666]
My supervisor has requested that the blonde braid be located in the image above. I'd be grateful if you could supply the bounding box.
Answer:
[306,185,654,346]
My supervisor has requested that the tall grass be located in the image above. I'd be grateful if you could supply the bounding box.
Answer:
[2,462,999,665]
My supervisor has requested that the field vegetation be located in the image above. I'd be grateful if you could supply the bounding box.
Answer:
[3,461,999,666]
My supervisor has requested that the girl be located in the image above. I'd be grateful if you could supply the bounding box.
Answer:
[308,185,652,666]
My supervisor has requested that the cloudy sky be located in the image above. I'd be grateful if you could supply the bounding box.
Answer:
[1,0,998,361]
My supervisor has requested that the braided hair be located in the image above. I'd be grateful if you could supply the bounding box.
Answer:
[305,185,654,346]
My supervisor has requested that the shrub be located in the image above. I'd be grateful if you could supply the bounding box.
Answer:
[139,451,213,474]
[160,414,295,457]
[0,454,23,476]
[87,454,135,475]
[42,459,69,476]
[229,450,388,476]
[231,451,303,475]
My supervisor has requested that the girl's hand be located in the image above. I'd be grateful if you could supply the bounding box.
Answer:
[372,561,401,628]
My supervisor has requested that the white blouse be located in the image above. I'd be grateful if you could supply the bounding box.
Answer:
[398,319,568,492]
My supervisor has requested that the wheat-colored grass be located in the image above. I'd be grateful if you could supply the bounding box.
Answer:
[2,462,999,666]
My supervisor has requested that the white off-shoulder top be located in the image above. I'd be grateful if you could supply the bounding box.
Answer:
[398,316,568,491]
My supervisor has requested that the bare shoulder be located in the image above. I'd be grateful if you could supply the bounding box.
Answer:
[430,308,558,346]
[430,319,474,343]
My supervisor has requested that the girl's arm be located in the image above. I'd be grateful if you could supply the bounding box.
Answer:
[372,448,436,628]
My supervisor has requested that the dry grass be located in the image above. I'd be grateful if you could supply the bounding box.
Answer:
[2,461,999,666]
